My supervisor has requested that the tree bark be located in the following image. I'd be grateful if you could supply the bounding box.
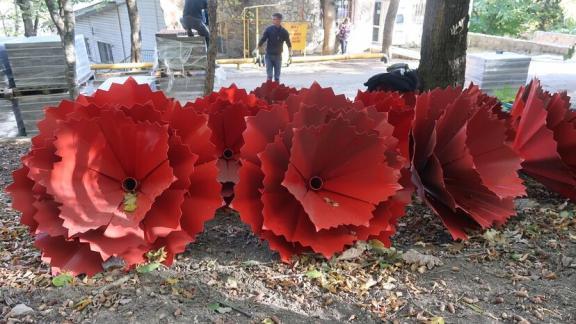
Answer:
[204,0,217,95]
[126,0,142,62]
[381,0,400,61]
[45,0,78,98]
[16,0,37,37]
[418,0,471,90]
[13,0,20,35]
[321,0,336,55]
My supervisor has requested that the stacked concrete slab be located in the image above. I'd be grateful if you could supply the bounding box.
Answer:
[0,35,92,136]
[0,93,70,136]
[465,52,532,95]
[3,35,92,90]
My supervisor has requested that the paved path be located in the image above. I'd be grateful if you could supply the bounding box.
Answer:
[216,59,407,98]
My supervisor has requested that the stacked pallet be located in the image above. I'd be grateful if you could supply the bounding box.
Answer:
[465,52,532,95]
[3,35,92,92]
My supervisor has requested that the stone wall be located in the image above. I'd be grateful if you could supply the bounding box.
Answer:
[468,33,572,56]
[532,31,576,47]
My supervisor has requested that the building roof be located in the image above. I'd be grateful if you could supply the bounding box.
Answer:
[74,0,121,18]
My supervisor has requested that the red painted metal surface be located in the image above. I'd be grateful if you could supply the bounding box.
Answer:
[234,83,411,261]
[354,90,415,160]
[511,80,576,201]
[409,85,526,240]
[7,78,222,275]
[251,81,298,104]
[184,85,270,205]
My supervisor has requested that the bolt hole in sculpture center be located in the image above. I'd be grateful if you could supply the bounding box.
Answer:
[309,176,324,191]
[7,77,573,277]
[122,177,139,192]
[222,148,234,160]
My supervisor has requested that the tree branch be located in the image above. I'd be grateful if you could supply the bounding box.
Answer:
[45,0,65,37]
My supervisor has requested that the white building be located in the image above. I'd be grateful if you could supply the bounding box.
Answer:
[75,0,166,63]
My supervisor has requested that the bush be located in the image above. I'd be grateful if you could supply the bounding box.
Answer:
[471,0,565,37]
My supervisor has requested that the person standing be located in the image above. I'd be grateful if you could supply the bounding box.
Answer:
[181,0,210,47]
[337,18,351,54]
[258,13,292,82]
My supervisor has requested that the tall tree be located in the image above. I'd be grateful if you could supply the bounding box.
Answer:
[320,0,335,55]
[381,0,400,62]
[45,0,77,98]
[419,0,471,90]
[126,0,142,62]
[204,0,217,95]
[16,0,38,36]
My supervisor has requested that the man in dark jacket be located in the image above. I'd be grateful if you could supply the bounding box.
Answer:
[258,13,292,82]
[181,0,209,46]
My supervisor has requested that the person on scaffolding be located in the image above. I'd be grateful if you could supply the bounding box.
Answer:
[181,0,210,47]
[257,13,292,82]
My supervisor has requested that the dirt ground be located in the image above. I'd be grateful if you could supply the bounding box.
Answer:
[1,139,575,324]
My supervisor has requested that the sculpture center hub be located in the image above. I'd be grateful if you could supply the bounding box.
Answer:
[309,176,324,191]
[122,177,139,192]
[222,148,234,160]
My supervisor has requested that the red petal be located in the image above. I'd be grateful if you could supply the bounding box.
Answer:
[234,160,266,233]
[252,81,298,104]
[6,167,39,232]
[241,105,290,165]
[79,226,148,264]
[35,234,103,276]
[181,162,222,240]
[142,189,186,240]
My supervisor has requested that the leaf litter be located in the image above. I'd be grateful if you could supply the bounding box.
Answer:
[0,139,575,323]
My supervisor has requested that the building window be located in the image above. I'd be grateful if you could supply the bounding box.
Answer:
[372,1,382,42]
[84,37,92,60]
[97,41,114,63]
[413,0,425,24]
[396,14,404,24]
[336,0,352,22]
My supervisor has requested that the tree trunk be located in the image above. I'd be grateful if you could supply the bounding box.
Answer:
[16,0,37,37]
[13,1,20,35]
[418,0,471,90]
[381,0,400,61]
[45,0,78,98]
[126,0,142,63]
[204,0,217,95]
[321,0,336,55]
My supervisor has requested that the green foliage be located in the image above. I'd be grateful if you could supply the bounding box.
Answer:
[554,18,576,35]
[52,273,74,287]
[471,0,566,37]
[493,86,518,103]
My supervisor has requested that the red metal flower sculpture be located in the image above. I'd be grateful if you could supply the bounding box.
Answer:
[251,81,298,104]
[235,83,410,261]
[410,85,526,240]
[185,85,269,205]
[7,78,222,275]
[510,79,576,201]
